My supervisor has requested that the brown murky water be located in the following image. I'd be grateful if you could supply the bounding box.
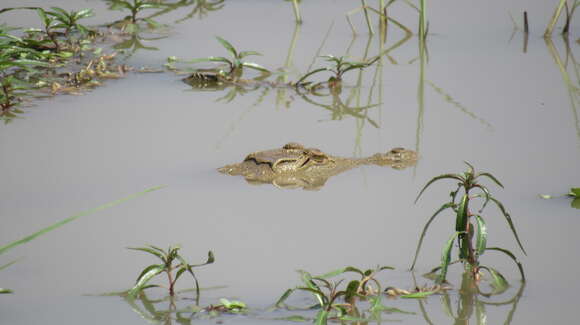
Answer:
[1,0,579,324]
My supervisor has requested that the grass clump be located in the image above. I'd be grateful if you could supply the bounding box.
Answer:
[410,162,526,286]
[127,245,214,303]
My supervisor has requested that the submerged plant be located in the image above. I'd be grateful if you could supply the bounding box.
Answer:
[167,36,269,79]
[127,245,214,303]
[410,162,526,285]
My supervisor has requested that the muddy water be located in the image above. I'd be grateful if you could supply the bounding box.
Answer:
[1,0,579,324]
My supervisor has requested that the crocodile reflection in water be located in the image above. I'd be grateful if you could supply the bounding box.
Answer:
[218,143,417,190]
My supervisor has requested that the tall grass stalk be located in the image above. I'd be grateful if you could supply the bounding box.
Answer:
[291,0,302,24]
[545,0,567,37]
[418,0,427,40]
[361,0,374,34]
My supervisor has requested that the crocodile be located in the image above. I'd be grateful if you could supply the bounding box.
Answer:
[218,143,417,190]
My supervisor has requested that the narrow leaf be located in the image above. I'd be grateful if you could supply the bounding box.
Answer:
[489,197,526,255]
[241,62,270,73]
[437,232,462,284]
[415,174,464,203]
[476,172,504,188]
[275,288,295,307]
[127,247,165,260]
[474,215,487,256]
[128,264,164,298]
[238,50,262,58]
[0,186,164,255]
[314,310,328,325]
[215,36,237,57]
[410,202,454,270]
[485,247,525,281]
[0,288,13,294]
[400,291,437,299]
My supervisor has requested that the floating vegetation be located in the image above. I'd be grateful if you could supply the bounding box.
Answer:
[540,187,580,209]
[0,186,162,294]
[0,7,138,123]
[127,245,214,303]
[410,163,526,286]
[294,55,372,92]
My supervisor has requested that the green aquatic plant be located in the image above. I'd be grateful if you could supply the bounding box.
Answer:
[127,245,214,303]
[110,0,161,23]
[42,7,94,36]
[295,55,371,90]
[0,186,162,293]
[167,36,269,79]
[410,162,526,285]
[275,267,407,324]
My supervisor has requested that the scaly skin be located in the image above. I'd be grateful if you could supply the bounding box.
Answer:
[218,143,417,190]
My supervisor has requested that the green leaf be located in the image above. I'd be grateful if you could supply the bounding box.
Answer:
[455,195,468,232]
[0,288,13,294]
[241,62,270,73]
[474,215,487,256]
[0,260,18,271]
[127,246,165,261]
[314,309,328,325]
[479,266,509,295]
[274,315,310,322]
[414,174,465,203]
[215,36,237,58]
[275,288,295,308]
[485,247,525,281]
[76,8,94,19]
[476,172,504,188]
[539,194,553,199]
[410,202,454,270]
[400,291,437,298]
[489,197,526,255]
[128,264,164,298]
[474,184,491,212]
[0,186,164,256]
[572,198,580,209]
[238,50,262,58]
[437,232,462,284]
[295,68,329,85]
[570,188,580,197]
[344,280,359,302]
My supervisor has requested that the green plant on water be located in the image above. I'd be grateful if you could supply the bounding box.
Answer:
[0,186,162,294]
[107,0,163,32]
[127,245,214,303]
[42,7,94,36]
[540,187,580,209]
[410,162,526,285]
[167,36,270,80]
[294,55,371,91]
[275,267,409,324]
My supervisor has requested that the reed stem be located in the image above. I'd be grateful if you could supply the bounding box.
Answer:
[291,0,302,24]
[545,0,566,37]
[361,0,374,34]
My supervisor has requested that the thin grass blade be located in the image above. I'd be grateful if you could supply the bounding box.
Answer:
[0,185,163,255]
[400,291,437,299]
[241,62,270,73]
[127,247,165,261]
